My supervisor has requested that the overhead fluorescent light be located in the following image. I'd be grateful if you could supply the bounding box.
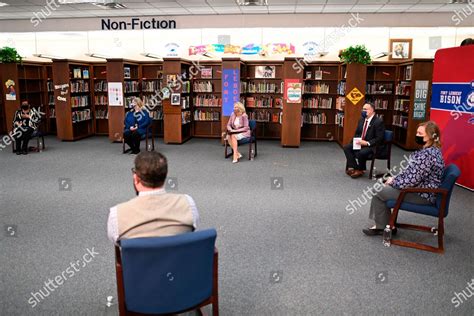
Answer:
[59,0,126,9]
[141,53,163,60]
[237,0,268,6]
[85,53,109,59]
[0,2,9,7]
[33,54,65,60]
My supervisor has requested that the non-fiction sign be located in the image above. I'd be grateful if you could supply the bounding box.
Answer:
[284,79,302,104]
[222,68,240,116]
[413,80,429,120]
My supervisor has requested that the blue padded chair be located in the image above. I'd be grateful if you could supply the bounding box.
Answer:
[11,119,46,153]
[224,119,257,160]
[368,130,393,179]
[122,124,155,153]
[387,164,461,254]
[115,229,218,315]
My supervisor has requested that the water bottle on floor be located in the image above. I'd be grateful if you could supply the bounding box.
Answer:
[250,149,255,161]
[383,225,391,247]
[372,167,377,180]
[39,140,43,152]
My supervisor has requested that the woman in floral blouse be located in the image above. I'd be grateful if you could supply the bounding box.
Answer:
[363,121,445,236]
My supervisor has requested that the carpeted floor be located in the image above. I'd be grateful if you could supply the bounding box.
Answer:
[0,136,472,315]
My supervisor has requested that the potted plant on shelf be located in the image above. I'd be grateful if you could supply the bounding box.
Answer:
[0,46,22,64]
[339,45,371,65]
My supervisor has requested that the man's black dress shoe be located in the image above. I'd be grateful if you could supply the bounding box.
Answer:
[362,228,384,236]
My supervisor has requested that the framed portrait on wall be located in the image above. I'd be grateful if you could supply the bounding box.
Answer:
[255,65,276,78]
[389,39,412,60]
[171,93,181,105]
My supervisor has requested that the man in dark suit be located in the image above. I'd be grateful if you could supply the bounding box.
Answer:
[343,102,385,178]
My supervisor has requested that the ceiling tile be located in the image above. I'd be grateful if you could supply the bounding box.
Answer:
[352,4,384,12]
[295,5,324,13]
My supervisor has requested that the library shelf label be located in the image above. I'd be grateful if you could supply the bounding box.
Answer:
[284,79,302,103]
[413,80,429,120]
[108,82,124,106]
[347,87,364,105]
[222,68,240,116]
[101,18,176,31]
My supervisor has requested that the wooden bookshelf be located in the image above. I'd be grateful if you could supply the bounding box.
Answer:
[91,63,108,136]
[0,63,21,133]
[106,59,140,142]
[300,61,340,143]
[52,60,93,141]
[192,61,222,138]
[336,63,367,146]
[141,62,164,137]
[45,65,56,134]
[241,61,283,139]
[393,59,433,150]
[163,58,192,144]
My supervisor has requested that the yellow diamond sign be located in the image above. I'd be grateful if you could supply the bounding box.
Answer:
[346,87,364,105]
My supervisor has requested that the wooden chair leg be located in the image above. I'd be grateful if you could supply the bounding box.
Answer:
[248,142,251,160]
[254,141,257,157]
[151,134,155,151]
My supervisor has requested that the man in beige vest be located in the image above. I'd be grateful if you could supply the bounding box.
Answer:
[107,151,199,244]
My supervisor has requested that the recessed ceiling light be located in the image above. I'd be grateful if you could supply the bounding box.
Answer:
[0,2,9,7]
[237,0,268,6]
[59,0,126,8]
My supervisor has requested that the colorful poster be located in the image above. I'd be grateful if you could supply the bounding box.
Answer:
[284,79,302,104]
[413,80,429,120]
[241,44,261,55]
[431,45,474,190]
[5,79,16,101]
[222,68,240,116]
[108,82,123,106]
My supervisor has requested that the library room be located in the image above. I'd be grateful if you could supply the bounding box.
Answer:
[0,1,473,315]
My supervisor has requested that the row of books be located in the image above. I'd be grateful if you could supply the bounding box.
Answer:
[72,109,91,123]
[143,95,162,108]
[375,114,385,121]
[368,98,389,110]
[245,96,283,108]
[73,68,89,79]
[95,109,108,119]
[182,111,191,124]
[149,110,163,120]
[125,97,135,109]
[142,80,162,93]
[181,96,191,109]
[396,83,411,96]
[71,96,89,108]
[302,112,328,125]
[247,110,282,123]
[394,99,410,112]
[366,83,393,95]
[337,82,346,95]
[125,81,140,93]
[193,81,214,93]
[48,95,54,106]
[194,95,222,107]
[303,97,333,109]
[47,81,54,92]
[49,109,55,118]
[94,81,108,92]
[393,114,409,128]
[335,112,344,127]
[71,80,89,93]
[303,83,330,94]
[241,82,282,94]
[194,110,220,121]
[94,95,108,106]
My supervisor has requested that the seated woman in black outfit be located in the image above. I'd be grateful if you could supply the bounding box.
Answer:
[123,97,151,154]
[13,101,40,155]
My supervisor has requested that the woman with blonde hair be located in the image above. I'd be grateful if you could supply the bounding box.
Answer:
[226,102,251,163]
[363,121,445,236]
[123,97,151,154]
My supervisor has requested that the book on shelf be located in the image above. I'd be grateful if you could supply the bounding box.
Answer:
[181,111,191,124]
[304,83,330,94]
[201,68,213,79]
[47,81,54,92]
[141,80,161,93]
[181,96,190,109]
[247,110,282,123]
[125,97,135,109]
[375,113,384,120]
[48,94,54,106]
[314,70,323,80]
[335,112,344,127]
[49,109,56,118]
[70,80,89,93]
[337,81,346,95]
[94,81,108,92]
[124,81,139,93]
[193,95,222,107]
[82,69,89,79]
[303,97,333,109]
[396,82,411,96]
[149,110,163,120]
[245,96,283,108]
[336,96,345,111]
[72,109,91,123]
[405,66,412,80]
[366,83,393,95]
[193,81,213,92]
[193,109,220,121]
[242,82,282,93]
[95,109,108,119]
[182,81,191,93]
[394,99,410,112]
[94,95,108,106]
[302,112,327,124]
[71,96,89,108]
[367,98,389,110]
[143,95,162,108]
[124,67,131,79]
[73,68,82,79]
[305,71,312,79]
[393,114,409,128]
